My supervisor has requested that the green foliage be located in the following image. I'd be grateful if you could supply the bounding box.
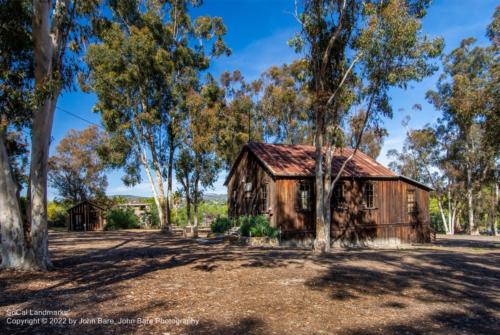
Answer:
[105,208,140,230]
[85,0,230,191]
[0,0,33,128]
[173,201,227,227]
[210,217,233,233]
[238,215,278,238]
[47,201,67,227]
[429,197,444,233]
[141,198,161,229]
[49,126,108,203]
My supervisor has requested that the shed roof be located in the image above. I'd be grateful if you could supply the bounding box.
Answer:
[225,142,433,191]
[67,200,106,212]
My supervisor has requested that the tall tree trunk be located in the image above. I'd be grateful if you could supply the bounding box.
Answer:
[0,136,35,269]
[466,165,478,235]
[493,183,498,236]
[193,198,198,228]
[165,132,175,231]
[140,150,166,229]
[193,171,200,228]
[30,0,57,270]
[322,145,333,247]
[186,196,191,227]
[29,96,58,270]
[437,199,449,234]
[313,107,328,253]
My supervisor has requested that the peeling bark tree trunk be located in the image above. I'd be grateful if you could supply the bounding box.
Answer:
[493,183,498,236]
[165,130,175,232]
[29,95,58,270]
[313,107,328,253]
[466,165,478,235]
[0,136,35,269]
[29,0,60,270]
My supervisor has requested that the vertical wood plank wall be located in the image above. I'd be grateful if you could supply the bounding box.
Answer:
[227,152,431,244]
[227,150,276,227]
[68,202,104,231]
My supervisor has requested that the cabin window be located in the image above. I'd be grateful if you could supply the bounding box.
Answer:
[363,182,376,209]
[244,182,252,198]
[244,182,252,192]
[333,182,345,208]
[260,184,268,213]
[407,189,417,214]
[298,181,312,211]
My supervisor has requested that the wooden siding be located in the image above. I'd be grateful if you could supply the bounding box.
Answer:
[227,152,431,244]
[330,179,430,244]
[68,201,105,231]
[227,150,276,227]
[274,178,315,237]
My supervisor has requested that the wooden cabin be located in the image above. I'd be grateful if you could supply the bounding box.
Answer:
[67,200,106,231]
[225,142,432,247]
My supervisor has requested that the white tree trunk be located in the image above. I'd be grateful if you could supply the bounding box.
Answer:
[493,183,498,236]
[140,150,166,229]
[30,0,58,270]
[313,112,328,253]
[466,166,478,235]
[29,96,58,270]
[0,136,35,269]
[437,200,450,234]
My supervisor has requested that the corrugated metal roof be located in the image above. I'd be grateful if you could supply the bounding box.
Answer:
[247,142,397,178]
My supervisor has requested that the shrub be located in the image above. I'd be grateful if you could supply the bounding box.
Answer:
[48,201,67,227]
[140,200,160,229]
[105,208,140,230]
[238,215,278,238]
[210,217,233,233]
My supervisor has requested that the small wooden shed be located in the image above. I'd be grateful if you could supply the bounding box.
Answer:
[225,142,433,247]
[67,200,106,231]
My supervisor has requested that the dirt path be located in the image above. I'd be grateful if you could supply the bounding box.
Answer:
[1,231,499,334]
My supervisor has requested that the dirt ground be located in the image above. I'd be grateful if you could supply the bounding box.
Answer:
[0,231,498,335]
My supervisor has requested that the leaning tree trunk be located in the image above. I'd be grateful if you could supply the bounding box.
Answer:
[30,0,58,270]
[0,136,36,269]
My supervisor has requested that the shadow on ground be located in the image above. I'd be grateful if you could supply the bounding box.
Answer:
[0,231,498,334]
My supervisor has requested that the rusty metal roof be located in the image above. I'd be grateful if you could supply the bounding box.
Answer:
[245,142,397,178]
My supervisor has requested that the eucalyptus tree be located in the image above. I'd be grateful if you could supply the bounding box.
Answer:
[259,60,313,144]
[49,126,108,204]
[388,126,463,234]
[1,0,99,270]
[217,70,264,169]
[85,0,230,231]
[176,76,223,228]
[426,36,497,235]
[292,0,443,252]
[346,110,388,159]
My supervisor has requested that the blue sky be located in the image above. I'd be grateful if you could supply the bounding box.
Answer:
[50,0,498,199]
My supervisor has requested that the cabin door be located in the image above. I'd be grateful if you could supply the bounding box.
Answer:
[74,214,83,231]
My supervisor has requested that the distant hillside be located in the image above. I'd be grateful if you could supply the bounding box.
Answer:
[203,193,227,202]
[110,193,226,203]
[110,195,149,201]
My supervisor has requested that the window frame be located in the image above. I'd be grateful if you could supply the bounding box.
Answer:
[298,181,312,212]
[260,183,268,213]
[363,182,376,209]
[407,189,417,214]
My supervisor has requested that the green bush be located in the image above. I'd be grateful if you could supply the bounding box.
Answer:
[210,217,233,233]
[105,208,140,230]
[238,215,278,238]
